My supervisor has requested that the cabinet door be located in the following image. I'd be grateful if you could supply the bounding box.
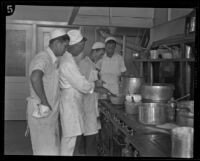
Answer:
[5,24,32,120]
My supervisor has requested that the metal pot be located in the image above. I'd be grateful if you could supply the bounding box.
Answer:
[120,75,144,95]
[138,102,169,125]
[171,127,193,158]
[125,101,139,115]
[141,83,174,102]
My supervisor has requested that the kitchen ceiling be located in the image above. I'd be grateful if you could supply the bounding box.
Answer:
[67,7,154,28]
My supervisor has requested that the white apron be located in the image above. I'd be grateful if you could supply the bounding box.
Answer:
[79,58,101,135]
[60,88,85,137]
[59,52,94,138]
[99,53,126,95]
[26,50,60,155]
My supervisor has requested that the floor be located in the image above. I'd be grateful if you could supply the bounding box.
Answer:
[4,121,33,155]
[4,121,88,156]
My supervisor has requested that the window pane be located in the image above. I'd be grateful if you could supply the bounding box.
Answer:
[6,30,26,76]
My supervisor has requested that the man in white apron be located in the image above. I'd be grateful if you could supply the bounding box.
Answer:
[26,29,69,155]
[96,37,127,95]
[59,30,95,156]
[79,42,105,155]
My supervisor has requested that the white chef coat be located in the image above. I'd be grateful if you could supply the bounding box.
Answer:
[27,47,60,155]
[79,57,101,136]
[96,53,126,95]
[59,52,94,138]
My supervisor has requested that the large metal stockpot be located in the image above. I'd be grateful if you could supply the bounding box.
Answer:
[120,75,144,95]
[138,103,169,125]
[141,83,174,102]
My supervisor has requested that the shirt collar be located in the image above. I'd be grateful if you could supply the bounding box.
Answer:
[47,47,57,64]
[104,52,116,59]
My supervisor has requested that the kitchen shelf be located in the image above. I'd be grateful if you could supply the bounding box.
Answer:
[151,33,195,48]
[132,58,195,62]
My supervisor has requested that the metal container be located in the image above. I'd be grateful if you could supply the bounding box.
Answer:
[171,127,193,158]
[125,101,139,115]
[120,75,144,95]
[176,108,194,127]
[138,103,169,125]
[185,45,193,58]
[189,16,196,32]
[150,50,158,59]
[177,100,194,113]
[141,83,174,102]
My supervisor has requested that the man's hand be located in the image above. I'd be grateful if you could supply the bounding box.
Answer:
[95,79,106,87]
[41,100,52,111]
[94,86,109,95]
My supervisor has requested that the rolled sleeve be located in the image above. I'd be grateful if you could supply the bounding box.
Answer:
[60,61,94,94]
[30,54,49,75]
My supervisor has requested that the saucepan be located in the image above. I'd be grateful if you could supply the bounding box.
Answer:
[138,102,169,125]
[141,83,174,102]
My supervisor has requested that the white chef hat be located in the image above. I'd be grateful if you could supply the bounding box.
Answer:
[67,30,87,45]
[50,28,68,40]
[92,42,105,50]
[105,36,116,43]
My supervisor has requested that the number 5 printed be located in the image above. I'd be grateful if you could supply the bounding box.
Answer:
[5,4,15,16]
[7,5,13,14]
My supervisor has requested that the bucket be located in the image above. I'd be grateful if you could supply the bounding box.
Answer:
[171,127,193,158]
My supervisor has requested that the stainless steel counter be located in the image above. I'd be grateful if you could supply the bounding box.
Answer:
[98,99,172,157]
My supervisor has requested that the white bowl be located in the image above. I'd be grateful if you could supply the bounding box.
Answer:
[132,94,142,102]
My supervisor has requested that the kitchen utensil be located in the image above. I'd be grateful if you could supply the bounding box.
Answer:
[110,95,125,105]
[125,101,139,115]
[138,102,169,125]
[171,127,193,158]
[173,93,191,103]
[120,75,144,95]
[141,83,174,102]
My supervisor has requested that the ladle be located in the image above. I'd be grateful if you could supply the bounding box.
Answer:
[173,93,190,103]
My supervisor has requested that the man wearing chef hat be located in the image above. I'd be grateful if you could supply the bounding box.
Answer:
[96,36,126,96]
[78,42,105,155]
[27,28,69,155]
[59,29,97,156]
